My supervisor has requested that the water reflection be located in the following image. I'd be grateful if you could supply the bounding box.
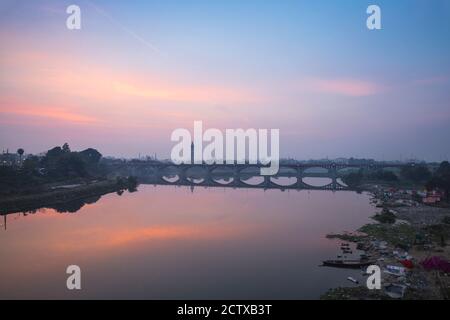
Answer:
[187,177,205,184]
[240,176,264,185]
[48,196,102,213]
[337,178,347,187]
[212,177,234,185]
[302,177,333,187]
[0,195,103,216]
[162,175,179,183]
[0,179,374,299]
[270,177,297,186]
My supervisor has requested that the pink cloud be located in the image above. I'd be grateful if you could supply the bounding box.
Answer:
[112,80,258,104]
[303,78,383,97]
[0,43,261,106]
[2,107,99,124]
[0,98,101,125]
[413,76,450,86]
[0,43,266,132]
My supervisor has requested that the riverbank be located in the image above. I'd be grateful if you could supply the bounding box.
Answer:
[0,177,138,215]
[321,184,450,300]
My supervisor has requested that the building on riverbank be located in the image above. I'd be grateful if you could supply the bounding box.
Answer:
[423,191,443,204]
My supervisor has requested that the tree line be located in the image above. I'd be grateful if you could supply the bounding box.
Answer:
[0,143,103,191]
[342,161,450,201]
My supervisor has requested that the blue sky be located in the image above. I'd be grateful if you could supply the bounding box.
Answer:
[0,0,449,160]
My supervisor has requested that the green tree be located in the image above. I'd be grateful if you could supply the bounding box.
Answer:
[45,146,63,159]
[22,155,40,174]
[401,165,431,184]
[79,148,102,165]
[42,146,87,178]
[62,143,71,153]
[56,153,87,178]
[369,169,398,181]
[342,170,364,187]
[427,161,450,200]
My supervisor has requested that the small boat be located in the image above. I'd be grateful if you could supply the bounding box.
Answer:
[322,259,374,269]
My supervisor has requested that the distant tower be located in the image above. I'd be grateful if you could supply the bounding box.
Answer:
[191,142,194,164]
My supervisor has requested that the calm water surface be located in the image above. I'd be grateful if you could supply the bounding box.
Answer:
[0,182,375,299]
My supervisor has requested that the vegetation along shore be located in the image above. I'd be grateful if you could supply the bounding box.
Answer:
[0,143,138,215]
[322,162,450,299]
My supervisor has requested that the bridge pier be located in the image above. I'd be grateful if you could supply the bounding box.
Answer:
[331,178,337,191]
[178,167,188,184]
[264,175,271,188]
[329,166,338,191]
[232,166,240,187]
[204,167,213,184]
[296,168,305,189]
[154,166,165,184]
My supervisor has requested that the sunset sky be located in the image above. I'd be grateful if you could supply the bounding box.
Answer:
[1,0,450,161]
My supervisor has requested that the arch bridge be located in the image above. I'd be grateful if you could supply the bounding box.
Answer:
[118,162,411,191]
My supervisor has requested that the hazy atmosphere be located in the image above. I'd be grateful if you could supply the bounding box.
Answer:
[1,0,450,161]
[2,0,450,304]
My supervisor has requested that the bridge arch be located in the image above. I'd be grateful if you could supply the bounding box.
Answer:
[302,177,333,188]
[270,167,298,186]
[159,165,181,184]
[209,166,235,185]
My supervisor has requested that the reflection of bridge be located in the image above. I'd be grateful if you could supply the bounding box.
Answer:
[120,162,410,191]
[143,176,345,191]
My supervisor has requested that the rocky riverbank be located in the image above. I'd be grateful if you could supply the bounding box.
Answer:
[321,185,450,300]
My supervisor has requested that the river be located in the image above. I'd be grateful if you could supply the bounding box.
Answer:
[0,179,375,299]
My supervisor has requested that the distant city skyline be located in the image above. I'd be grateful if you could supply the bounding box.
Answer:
[1,0,450,161]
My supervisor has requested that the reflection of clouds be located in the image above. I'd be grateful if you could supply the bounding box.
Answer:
[51,223,258,253]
